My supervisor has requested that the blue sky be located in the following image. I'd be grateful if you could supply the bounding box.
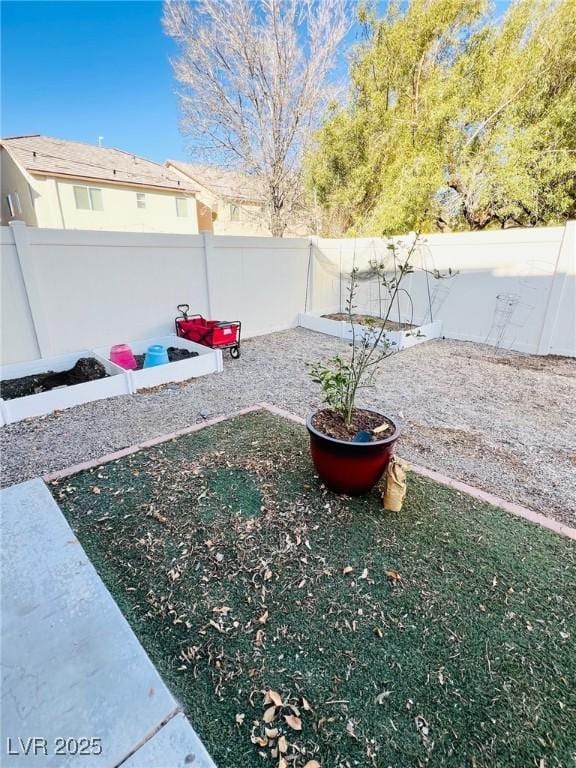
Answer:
[1,1,512,165]
[1,0,363,164]
[1,1,187,163]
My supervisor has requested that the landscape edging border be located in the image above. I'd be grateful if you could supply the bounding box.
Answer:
[42,402,576,541]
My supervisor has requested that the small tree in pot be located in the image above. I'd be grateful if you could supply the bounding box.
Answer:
[307,232,422,495]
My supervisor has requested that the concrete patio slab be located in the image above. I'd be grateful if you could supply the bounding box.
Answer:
[121,713,215,768]
[0,479,214,767]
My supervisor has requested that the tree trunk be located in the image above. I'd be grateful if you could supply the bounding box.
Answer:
[269,207,286,238]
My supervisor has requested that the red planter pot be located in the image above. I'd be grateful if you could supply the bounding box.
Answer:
[306,410,401,496]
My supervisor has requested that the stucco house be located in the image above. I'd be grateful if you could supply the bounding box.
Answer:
[165,161,272,236]
[0,135,199,233]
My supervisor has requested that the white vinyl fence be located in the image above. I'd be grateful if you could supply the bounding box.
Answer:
[310,224,575,357]
[1,220,574,365]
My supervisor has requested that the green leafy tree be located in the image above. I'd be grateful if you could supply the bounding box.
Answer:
[307,0,576,233]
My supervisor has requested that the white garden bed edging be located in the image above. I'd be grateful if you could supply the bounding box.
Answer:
[95,334,223,392]
[298,312,442,351]
[0,351,130,425]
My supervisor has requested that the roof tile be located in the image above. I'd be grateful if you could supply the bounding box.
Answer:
[167,161,265,203]
[1,135,197,194]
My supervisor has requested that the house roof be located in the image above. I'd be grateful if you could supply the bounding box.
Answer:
[166,161,265,204]
[1,135,197,195]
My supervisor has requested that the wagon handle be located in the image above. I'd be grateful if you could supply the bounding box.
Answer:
[177,304,190,320]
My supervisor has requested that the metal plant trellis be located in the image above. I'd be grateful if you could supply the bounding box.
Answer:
[305,236,457,328]
[486,293,521,349]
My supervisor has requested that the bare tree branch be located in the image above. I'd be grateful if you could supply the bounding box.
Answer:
[163,0,351,236]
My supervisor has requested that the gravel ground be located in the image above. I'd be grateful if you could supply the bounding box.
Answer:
[2,328,575,526]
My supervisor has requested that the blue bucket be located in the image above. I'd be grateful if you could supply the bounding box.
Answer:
[143,344,169,368]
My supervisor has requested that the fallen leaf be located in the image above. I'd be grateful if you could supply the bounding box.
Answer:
[264,705,277,723]
[284,714,302,731]
[375,690,391,704]
[343,566,354,575]
[415,715,430,741]
[360,568,368,579]
[258,609,269,625]
[235,713,245,725]
[301,696,312,711]
[255,629,265,646]
[303,762,321,768]
[278,735,288,753]
[385,569,401,583]
[278,758,288,768]
[264,568,273,580]
[268,689,283,707]
[92,486,101,495]
[265,727,279,738]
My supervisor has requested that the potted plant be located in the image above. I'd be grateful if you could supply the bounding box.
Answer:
[307,232,422,495]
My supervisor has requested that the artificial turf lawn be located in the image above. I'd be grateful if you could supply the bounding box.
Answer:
[51,410,576,768]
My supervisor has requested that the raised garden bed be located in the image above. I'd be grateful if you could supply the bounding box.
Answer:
[94,334,223,392]
[132,346,199,370]
[0,357,109,400]
[323,313,416,331]
[0,352,130,425]
[0,335,223,425]
[51,410,576,768]
[298,311,442,351]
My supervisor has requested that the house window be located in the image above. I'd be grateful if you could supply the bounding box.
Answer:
[73,186,103,211]
[136,192,146,209]
[230,204,240,222]
[6,194,15,217]
[176,197,188,217]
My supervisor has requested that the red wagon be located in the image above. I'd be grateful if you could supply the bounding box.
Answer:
[175,304,241,359]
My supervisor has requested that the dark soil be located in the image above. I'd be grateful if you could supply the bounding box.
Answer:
[490,352,575,376]
[0,357,107,401]
[323,313,415,331]
[133,346,199,370]
[312,407,395,441]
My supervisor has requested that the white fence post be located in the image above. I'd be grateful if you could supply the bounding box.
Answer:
[536,221,575,355]
[9,221,53,358]
[202,232,214,317]
[306,237,316,313]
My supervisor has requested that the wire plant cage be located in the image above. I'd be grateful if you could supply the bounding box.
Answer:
[312,236,447,330]
[486,293,521,349]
